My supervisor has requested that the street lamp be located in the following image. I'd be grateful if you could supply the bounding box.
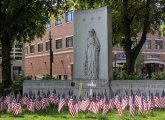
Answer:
[114,51,117,73]
[49,31,53,77]
[113,51,117,79]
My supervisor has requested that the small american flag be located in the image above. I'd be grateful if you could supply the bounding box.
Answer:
[154,91,160,108]
[27,99,35,112]
[135,89,141,108]
[143,93,148,112]
[80,93,90,111]
[148,93,154,112]
[121,95,128,110]
[34,99,42,111]
[116,96,122,117]
[129,93,135,117]
[138,95,143,114]
[13,102,22,115]
[88,93,99,114]
[58,93,66,113]
[102,94,110,115]
[68,95,79,116]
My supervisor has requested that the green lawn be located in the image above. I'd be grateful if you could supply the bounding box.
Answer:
[0,107,165,120]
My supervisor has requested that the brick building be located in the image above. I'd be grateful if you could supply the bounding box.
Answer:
[113,33,165,75]
[0,41,24,82]
[25,11,74,80]
[25,11,165,79]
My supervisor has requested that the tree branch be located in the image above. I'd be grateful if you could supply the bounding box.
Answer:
[133,0,151,55]
[130,4,146,22]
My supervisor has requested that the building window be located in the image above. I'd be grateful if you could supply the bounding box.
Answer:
[66,36,73,48]
[64,75,67,80]
[143,40,151,49]
[25,46,28,54]
[46,20,51,28]
[58,75,61,80]
[46,41,50,51]
[30,45,35,53]
[66,11,73,22]
[55,17,62,26]
[56,39,62,49]
[155,39,163,49]
[38,43,43,52]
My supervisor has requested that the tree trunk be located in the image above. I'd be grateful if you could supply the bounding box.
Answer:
[125,52,136,73]
[122,0,151,74]
[1,36,12,89]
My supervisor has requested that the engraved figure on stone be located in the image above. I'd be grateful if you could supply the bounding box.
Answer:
[84,29,100,80]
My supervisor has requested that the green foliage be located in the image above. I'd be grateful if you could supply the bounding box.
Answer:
[151,72,165,80]
[114,70,143,80]
[8,77,25,92]
[42,74,57,80]
[113,70,165,80]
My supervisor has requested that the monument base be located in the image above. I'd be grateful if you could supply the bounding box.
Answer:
[23,79,109,96]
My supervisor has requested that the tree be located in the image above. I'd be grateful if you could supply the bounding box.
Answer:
[0,0,71,90]
[74,0,165,73]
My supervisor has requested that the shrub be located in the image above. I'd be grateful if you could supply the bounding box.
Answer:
[42,74,57,80]
[7,76,25,92]
[113,70,143,80]
[151,72,165,80]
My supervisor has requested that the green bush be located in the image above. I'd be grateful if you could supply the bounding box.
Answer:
[42,74,57,80]
[113,70,143,80]
[151,72,165,80]
[8,76,25,92]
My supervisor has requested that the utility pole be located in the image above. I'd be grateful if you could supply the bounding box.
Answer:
[49,31,53,77]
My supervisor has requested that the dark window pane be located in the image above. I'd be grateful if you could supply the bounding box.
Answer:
[38,43,43,52]
[66,11,73,22]
[143,40,151,49]
[56,39,62,49]
[66,36,73,48]
[155,40,163,49]
[55,18,62,26]
[30,45,35,53]
[46,41,50,51]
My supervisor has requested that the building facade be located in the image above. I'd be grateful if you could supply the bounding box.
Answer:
[113,33,165,75]
[25,11,74,80]
[25,11,165,79]
[0,41,24,82]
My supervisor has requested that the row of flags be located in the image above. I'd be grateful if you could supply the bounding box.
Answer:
[0,89,165,117]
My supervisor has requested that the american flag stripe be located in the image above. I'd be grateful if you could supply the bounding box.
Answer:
[27,101,34,112]
[102,102,110,115]
[7,103,13,113]
[21,96,30,105]
[129,96,135,117]
[34,100,42,110]
[138,96,143,114]
[13,103,22,115]
[58,99,66,113]
[88,101,99,114]
[68,98,79,116]
[80,99,90,111]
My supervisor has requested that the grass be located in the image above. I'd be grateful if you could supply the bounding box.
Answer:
[0,107,165,120]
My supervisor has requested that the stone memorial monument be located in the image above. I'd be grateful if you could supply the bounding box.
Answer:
[73,6,113,95]
[74,6,113,81]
